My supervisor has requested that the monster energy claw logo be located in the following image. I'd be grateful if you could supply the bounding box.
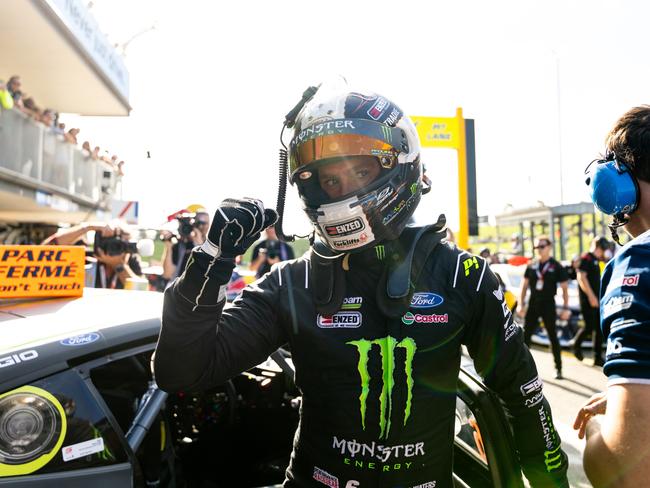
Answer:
[375,245,386,260]
[380,125,392,143]
[544,445,563,472]
[347,336,416,439]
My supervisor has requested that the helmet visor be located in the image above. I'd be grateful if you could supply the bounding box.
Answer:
[289,119,407,175]
[296,156,389,206]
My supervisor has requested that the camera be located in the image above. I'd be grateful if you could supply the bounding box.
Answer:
[263,239,281,259]
[94,233,138,256]
[177,216,198,240]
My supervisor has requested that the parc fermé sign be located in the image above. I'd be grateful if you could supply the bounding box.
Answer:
[0,246,85,298]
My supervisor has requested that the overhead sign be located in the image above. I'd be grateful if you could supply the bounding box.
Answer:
[0,246,85,298]
[410,116,461,149]
[409,108,478,249]
[45,0,130,102]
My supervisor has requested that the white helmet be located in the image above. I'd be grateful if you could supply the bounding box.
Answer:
[289,88,423,253]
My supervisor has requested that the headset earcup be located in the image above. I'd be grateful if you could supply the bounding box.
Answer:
[589,161,639,215]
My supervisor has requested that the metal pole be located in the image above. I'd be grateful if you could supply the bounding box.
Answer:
[553,50,565,205]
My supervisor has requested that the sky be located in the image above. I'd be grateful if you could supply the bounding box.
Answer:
[65,0,650,233]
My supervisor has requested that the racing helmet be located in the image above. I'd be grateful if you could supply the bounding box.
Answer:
[289,89,423,253]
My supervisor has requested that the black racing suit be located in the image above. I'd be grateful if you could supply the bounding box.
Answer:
[154,233,569,488]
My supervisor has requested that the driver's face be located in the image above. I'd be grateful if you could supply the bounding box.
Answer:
[318,156,381,200]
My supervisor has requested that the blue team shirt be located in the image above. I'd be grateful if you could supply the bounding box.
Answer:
[600,229,650,385]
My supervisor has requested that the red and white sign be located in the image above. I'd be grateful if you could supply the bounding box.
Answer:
[111,199,139,224]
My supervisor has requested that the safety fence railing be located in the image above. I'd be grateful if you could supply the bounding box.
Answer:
[0,108,115,204]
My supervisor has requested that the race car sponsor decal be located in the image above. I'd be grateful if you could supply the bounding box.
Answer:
[333,436,425,463]
[463,257,479,276]
[493,288,504,301]
[603,292,634,317]
[504,321,519,342]
[544,445,564,472]
[62,437,105,462]
[610,317,641,332]
[347,337,416,438]
[341,297,363,310]
[376,185,394,205]
[318,312,362,328]
[294,120,357,145]
[525,391,544,408]
[520,376,543,396]
[345,481,360,488]
[367,97,390,120]
[413,482,437,488]
[60,332,101,347]
[606,337,623,357]
[537,405,560,452]
[0,349,38,369]
[401,312,449,325]
[332,238,361,249]
[313,466,339,488]
[325,218,365,237]
[384,107,402,126]
[410,292,444,309]
[610,274,640,288]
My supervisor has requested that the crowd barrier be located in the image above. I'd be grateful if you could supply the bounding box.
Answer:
[0,108,115,202]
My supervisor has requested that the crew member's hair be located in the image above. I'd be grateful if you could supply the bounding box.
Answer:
[606,105,650,183]
[535,235,552,247]
[592,236,609,250]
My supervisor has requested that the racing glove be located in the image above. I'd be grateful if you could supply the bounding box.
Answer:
[175,198,278,309]
[201,198,278,259]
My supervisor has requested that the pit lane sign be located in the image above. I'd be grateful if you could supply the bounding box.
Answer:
[0,246,85,298]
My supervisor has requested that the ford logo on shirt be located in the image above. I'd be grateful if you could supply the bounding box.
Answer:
[410,292,444,309]
[60,332,101,346]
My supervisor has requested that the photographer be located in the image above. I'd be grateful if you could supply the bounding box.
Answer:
[43,221,144,289]
[161,210,210,281]
[249,225,294,278]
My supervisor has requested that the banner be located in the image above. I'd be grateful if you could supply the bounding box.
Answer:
[0,246,85,298]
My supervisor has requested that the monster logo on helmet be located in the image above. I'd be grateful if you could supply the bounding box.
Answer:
[279,84,426,253]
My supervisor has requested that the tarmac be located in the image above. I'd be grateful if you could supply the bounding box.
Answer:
[528,344,607,488]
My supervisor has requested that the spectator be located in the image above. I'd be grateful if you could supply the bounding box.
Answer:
[0,80,14,110]
[6,75,21,101]
[117,160,125,176]
[574,105,650,487]
[572,236,609,366]
[249,225,295,278]
[91,146,101,160]
[54,122,66,136]
[21,96,39,118]
[64,128,80,145]
[161,210,210,282]
[81,141,92,156]
[517,235,570,379]
[43,221,143,289]
[40,109,55,129]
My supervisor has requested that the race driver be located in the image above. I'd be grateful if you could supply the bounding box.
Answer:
[154,85,569,487]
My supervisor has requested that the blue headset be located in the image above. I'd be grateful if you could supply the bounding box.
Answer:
[585,154,639,244]
[585,155,639,217]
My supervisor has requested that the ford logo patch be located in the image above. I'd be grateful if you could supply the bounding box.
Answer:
[60,332,101,347]
[410,292,444,308]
